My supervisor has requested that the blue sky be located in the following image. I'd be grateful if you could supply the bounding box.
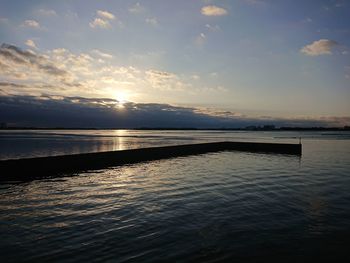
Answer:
[0,0,349,127]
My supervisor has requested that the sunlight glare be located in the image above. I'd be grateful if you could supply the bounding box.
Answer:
[115,91,128,109]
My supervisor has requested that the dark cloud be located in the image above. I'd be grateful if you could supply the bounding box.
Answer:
[0,95,348,128]
[0,43,69,77]
[1,44,37,59]
[0,47,28,64]
[0,94,218,128]
[37,64,68,77]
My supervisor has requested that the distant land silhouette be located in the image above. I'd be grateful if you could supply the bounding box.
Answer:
[0,124,349,131]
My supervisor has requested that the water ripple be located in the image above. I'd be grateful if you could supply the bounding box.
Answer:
[1,138,350,262]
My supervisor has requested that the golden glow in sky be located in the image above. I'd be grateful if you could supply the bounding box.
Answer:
[0,0,349,127]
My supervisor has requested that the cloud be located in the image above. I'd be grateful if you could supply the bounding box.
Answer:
[146,70,175,78]
[0,45,348,129]
[195,33,206,46]
[36,9,57,16]
[205,24,221,32]
[91,49,113,59]
[201,5,228,16]
[0,82,27,88]
[52,48,67,55]
[22,19,40,28]
[146,70,187,91]
[0,43,199,100]
[145,17,158,26]
[301,39,338,56]
[0,45,29,64]
[89,18,111,29]
[0,81,69,96]
[0,94,348,128]
[0,43,244,113]
[97,10,115,20]
[129,3,145,14]
[0,94,227,128]
[90,10,116,29]
[305,17,312,23]
[0,43,69,82]
[25,39,37,49]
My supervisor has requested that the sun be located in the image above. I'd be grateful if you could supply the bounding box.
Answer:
[115,91,128,109]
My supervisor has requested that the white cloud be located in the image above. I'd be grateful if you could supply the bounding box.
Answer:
[0,43,70,86]
[91,49,113,59]
[301,39,338,56]
[52,48,68,55]
[25,39,37,49]
[37,9,57,16]
[1,44,230,104]
[0,43,196,99]
[195,33,206,46]
[146,17,158,26]
[146,70,188,91]
[201,5,228,16]
[90,10,117,29]
[22,19,40,28]
[205,24,221,32]
[97,10,115,20]
[129,3,144,14]
[89,18,110,29]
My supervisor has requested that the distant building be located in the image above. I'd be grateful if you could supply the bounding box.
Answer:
[245,125,276,131]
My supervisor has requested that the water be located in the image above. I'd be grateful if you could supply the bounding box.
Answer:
[1,129,349,160]
[0,130,350,262]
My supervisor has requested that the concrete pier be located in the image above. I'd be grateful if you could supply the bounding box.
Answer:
[0,141,301,181]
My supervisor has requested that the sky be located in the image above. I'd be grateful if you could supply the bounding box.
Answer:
[0,0,349,128]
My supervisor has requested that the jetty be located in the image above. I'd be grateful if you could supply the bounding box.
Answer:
[0,141,301,181]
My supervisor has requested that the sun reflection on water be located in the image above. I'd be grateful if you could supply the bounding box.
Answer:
[112,130,127,151]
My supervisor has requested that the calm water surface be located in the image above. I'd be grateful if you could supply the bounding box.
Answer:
[0,130,350,262]
[1,129,342,160]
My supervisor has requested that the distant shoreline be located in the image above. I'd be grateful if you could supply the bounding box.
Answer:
[0,126,349,131]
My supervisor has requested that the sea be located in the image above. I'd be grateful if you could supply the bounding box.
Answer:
[0,130,350,262]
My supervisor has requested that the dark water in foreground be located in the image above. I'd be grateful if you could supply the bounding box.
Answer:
[0,130,350,262]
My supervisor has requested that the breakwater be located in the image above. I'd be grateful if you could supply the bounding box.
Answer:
[0,141,301,181]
